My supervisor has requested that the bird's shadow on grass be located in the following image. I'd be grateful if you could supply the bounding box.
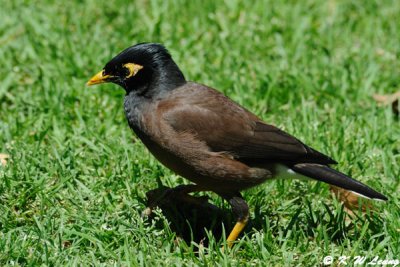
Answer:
[143,187,386,246]
[144,187,234,245]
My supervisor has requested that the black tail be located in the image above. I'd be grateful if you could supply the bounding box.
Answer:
[291,163,388,201]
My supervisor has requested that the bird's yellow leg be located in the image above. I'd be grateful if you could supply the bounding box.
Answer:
[227,217,249,247]
[220,193,249,250]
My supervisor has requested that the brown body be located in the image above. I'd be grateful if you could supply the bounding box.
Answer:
[124,82,330,193]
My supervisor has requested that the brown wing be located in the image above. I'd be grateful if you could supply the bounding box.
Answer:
[161,83,336,164]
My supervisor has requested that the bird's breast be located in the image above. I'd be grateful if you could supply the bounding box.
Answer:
[123,94,147,130]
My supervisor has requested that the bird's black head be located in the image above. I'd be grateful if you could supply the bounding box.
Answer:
[87,43,186,97]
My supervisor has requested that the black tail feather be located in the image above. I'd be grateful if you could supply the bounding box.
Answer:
[291,163,388,201]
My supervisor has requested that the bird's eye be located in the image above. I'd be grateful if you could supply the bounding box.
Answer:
[123,63,143,78]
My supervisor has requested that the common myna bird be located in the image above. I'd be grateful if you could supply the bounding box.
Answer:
[87,43,387,246]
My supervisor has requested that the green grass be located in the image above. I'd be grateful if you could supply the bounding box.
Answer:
[0,0,399,265]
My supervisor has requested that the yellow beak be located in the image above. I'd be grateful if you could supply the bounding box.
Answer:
[86,70,111,86]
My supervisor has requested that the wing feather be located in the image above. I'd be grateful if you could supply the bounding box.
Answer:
[161,83,336,164]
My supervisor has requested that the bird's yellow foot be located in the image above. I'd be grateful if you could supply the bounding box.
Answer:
[226,217,249,248]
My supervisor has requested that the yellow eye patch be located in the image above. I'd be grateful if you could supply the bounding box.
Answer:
[123,63,143,78]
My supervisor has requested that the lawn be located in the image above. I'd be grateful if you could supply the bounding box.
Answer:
[0,0,399,265]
